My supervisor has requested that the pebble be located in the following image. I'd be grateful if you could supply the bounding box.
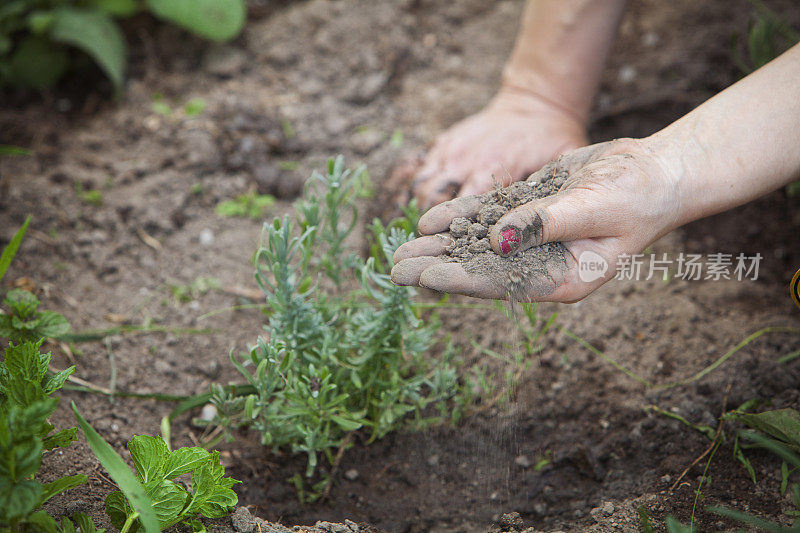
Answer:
[199,228,215,247]
[198,403,218,422]
[344,469,360,481]
[203,44,248,77]
[427,454,440,466]
[514,455,532,468]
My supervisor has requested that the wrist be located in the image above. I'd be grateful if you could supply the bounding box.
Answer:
[498,68,590,128]
[490,82,588,135]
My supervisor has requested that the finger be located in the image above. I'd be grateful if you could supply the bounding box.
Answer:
[391,257,446,286]
[525,141,611,184]
[417,195,483,235]
[489,189,606,256]
[393,234,453,263]
[458,167,508,198]
[417,262,508,299]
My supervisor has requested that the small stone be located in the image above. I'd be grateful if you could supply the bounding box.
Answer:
[231,507,256,532]
[344,469,360,481]
[590,501,615,521]
[468,239,490,254]
[199,228,215,247]
[449,217,471,238]
[351,129,383,155]
[467,223,488,240]
[478,204,508,226]
[515,455,532,468]
[427,454,440,466]
[199,403,218,422]
[533,502,548,515]
[499,511,524,528]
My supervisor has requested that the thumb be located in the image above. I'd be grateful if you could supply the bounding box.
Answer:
[489,190,603,256]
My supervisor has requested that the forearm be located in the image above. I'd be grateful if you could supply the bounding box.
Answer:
[501,0,628,125]
[647,43,800,226]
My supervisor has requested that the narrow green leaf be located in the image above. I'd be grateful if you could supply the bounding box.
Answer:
[39,474,87,505]
[72,402,160,533]
[0,145,31,156]
[145,0,246,42]
[708,505,786,532]
[732,409,800,450]
[331,415,363,431]
[42,426,78,450]
[49,8,126,91]
[42,366,75,396]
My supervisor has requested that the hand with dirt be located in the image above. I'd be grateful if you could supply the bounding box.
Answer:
[408,87,587,208]
[392,139,680,302]
[392,43,800,302]
[396,0,629,209]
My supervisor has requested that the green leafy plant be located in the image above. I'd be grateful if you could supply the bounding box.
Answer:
[205,157,468,501]
[216,192,275,220]
[75,403,239,533]
[0,340,85,532]
[0,289,71,344]
[0,0,246,92]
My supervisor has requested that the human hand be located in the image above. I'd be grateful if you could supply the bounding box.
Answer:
[391,139,682,302]
[404,87,587,209]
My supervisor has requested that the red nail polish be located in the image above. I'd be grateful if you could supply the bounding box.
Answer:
[499,227,519,255]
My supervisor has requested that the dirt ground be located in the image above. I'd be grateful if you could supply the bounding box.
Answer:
[2,1,800,532]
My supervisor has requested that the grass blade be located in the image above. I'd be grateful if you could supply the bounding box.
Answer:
[707,505,789,532]
[0,215,31,284]
[71,402,160,533]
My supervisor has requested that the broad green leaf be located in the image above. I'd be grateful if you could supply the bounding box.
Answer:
[91,0,141,17]
[21,509,59,533]
[42,365,76,396]
[7,376,46,407]
[39,474,86,505]
[145,0,246,42]
[0,145,30,156]
[72,512,104,533]
[11,437,44,479]
[8,36,68,89]
[104,490,134,532]
[145,479,189,527]
[72,403,160,533]
[4,340,43,381]
[36,311,72,339]
[196,486,238,518]
[49,8,126,91]
[128,435,168,484]
[4,289,40,320]
[42,426,78,450]
[162,446,209,479]
[0,479,41,522]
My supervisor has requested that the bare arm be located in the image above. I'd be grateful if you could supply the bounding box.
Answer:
[502,0,629,126]
[408,0,627,207]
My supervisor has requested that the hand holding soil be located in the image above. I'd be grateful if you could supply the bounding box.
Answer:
[391,139,682,302]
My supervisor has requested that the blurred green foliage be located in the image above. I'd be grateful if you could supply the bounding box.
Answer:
[0,0,246,92]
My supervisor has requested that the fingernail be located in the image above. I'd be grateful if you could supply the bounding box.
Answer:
[498,226,520,255]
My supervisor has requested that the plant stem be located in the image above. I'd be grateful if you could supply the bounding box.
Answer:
[120,512,139,533]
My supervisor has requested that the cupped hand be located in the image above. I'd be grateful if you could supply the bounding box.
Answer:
[391,138,683,302]
[409,87,587,209]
